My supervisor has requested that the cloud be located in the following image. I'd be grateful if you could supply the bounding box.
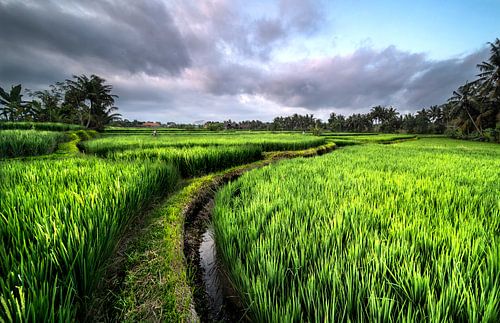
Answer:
[191,45,487,113]
[402,48,489,108]
[0,0,190,77]
[0,0,492,122]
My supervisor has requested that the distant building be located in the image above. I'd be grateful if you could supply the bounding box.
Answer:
[142,122,161,127]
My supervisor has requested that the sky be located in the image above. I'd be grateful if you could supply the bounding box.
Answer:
[0,0,499,123]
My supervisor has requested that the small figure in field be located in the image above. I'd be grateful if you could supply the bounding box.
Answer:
[152,130,158,137]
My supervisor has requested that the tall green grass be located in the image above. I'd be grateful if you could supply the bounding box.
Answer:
[0,158,179,321]
[83,134,326,155]
[109,145,262,177]
[0,130,67,158]
[0,122,83,131]
[213,138,500,321]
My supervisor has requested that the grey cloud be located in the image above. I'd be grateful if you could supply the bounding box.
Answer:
[201,63,264,95]
[254,19,287,46]
[0,0,491,123]
[0,47,69,89]
[174,0,325,63]
[0,0,190,77]
[196,45,487,112]
[403,48,489,108]
[279,0,324,34]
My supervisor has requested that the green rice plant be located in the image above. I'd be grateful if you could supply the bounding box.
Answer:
[212,138,500,322]
[323,133,417,143]
[0,158,179,321]
[83,133,326,156]
[0,130,67,158]
[109,145,262,177]
[0,122,83,131]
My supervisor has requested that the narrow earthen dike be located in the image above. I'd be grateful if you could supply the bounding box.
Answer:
[183,143,336,322]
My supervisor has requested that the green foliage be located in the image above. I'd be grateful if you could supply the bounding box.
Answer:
[0,130,67,158]
[0,158,179,321]
[0,84,31,121]
[213,138,500,321]
[109,145,262,177]
[83,133,326,156]
[322,133,416,146]
[64,74,120,130]
[0,121,83,131]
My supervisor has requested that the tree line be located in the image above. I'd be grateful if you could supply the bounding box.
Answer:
[2,38,499,140]
[0,75,120,131]
[203,39,500,142]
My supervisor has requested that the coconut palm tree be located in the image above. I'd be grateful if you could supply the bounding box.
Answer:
[0,84,31,121]
[448,82,483,135]
[64,74,119,130]
[477,38,500,101]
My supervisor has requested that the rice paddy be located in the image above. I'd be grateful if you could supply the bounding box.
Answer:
[0,158,179,321]
[1,122,498,322]
[212,138,500,321]
[0,124,326,321]
[0,130,67,158]
[82,133,326,155]
[108,145,263,177]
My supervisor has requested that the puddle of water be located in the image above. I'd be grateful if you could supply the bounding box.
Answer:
[199,225,226,320]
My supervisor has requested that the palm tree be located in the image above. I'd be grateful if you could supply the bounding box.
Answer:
[0,84,30,121]
[370,106,385,126]
[448,82,483,135]
[28,84,65,122]
[64,74,119,130]
[477,38,500,100]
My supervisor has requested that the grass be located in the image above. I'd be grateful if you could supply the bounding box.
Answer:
[0,130,67,158]
[212,138,500,321]
[113,177,212,322]
[0,158,179,321]
[108,145,263,177]
[0,129,331,321]
[104,141,338,322]
[82,133,326,155]
[0,121,83,131]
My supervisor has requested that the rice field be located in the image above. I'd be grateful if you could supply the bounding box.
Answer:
[212,138,500,321]
[0,130,67,158]
[0,158,179,321]
[109,145,262,177]
[0,127,328,321]
[82,133,326,155]
[2,126,498,322]
[0,122,83,131]
[323,133,417,146]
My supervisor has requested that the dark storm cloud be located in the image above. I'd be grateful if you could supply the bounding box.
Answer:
[261,46,428,109]
[0,0,190,79]
[402,48,489,108]
[0,47,69,88]
[196,45,488,112]
[173,0,325,63]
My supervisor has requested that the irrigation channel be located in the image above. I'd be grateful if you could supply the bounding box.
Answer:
[183,144,336,322]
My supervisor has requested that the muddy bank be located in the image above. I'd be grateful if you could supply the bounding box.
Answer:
[183,143,336,322]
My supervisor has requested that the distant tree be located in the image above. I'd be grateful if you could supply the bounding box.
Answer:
[27,83,66,122]
[401,113,417,133]
[0,84,31,121]
[272,114,317,131]
[477,38,500,101]
[448,82,483,136]
[64,74,120,130]
[345,113,373,132]
[328,113,346,132]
